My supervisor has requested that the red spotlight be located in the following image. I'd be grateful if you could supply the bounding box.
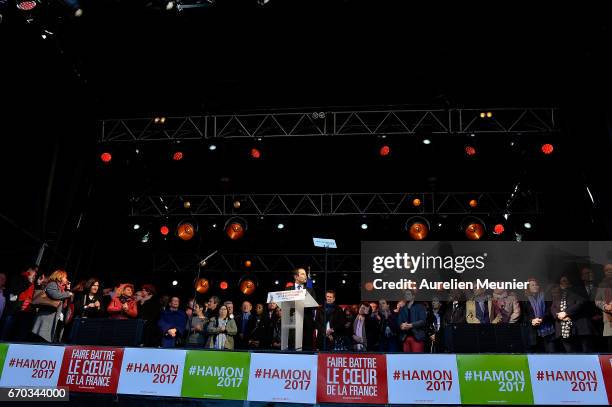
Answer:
[195,278,210,294]
[17,0,37,11]
[406,217,430,240]
[379,145,390,157]
[244,260,252,268]
[219,281,228,290]
[412,198,422,207]
[250,148,261,159]
[225,218,246,240]
[100,152,112,163]
[160,225,170,236]
[465,145,477,156]
[493,224,505,235]
[239,278,256,295]
[465,223,485,240]
[172,151,184,161]
[177,222,195,241]
[469,199,478,208]
[541,143,554,155]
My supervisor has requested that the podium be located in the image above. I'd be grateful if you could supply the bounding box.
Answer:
[267,289,318,351]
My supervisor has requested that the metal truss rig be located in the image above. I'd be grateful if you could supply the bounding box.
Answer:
[131,192,541,217]
[154,252,361,274]
[101,107,558,142]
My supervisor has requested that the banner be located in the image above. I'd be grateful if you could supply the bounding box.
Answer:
[58,346,124,393]
[247,353,317,404]
[181,350,250,400]
[528,355,607,405]
[0,343,8,379]
[386,354,461,404]
[0,344,64,387]
[117,348,186,397]
[456,354,533,405]
[316,353,387,404]
[599,355,612,405]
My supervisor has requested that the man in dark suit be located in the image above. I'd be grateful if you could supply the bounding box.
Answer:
[292,267,317,350]
[322,289,346,350]
[574,267,601,350]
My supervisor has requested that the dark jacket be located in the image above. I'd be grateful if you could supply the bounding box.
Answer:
[350,315,378,351]
[551,288,595,337]
[398,302,427,342]
[443,301,467,325]
[158,309,188,348]
[426,308,445,353]
[73,292,105,318]
[246,313,270,349]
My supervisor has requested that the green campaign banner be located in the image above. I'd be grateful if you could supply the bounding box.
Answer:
[181,350,250,400]
[0,343,8,379]
[456,354,533,405]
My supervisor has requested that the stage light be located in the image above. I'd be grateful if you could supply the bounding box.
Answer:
[172,280,178,286]
[541,143,554,155]
[524,222,532,229]
[412,198,421,207]
[361,223,368,230]
[274,280,279,285]
[183,201,191,209]
[16,0,37,11]
[480,112,486,118]
[244,260,252,268]
[277,223,285,230]
[493,224,505,235]
[209,144,217,151]
[422,139,431,145]
[141,232,150,243]
[100,152,112,163]
[469,199,478,208]
[154,116,166,124]
[462,217,486,240]
[160,225,170,236]
[250,148,261,159]
[406,217,429,240]
[312,279,316,284]
[219,281,228,290]
[133,224,140,230]
[470,133,476,138]
[379,145,390,157]
[195,278,209,294]
[233,200,241,209]
[465,145,476,156]
[172,151,184,161]
[341,279,346,284]
[62,0,83,16]
[257,0,270,5]
[212,223,217,229]
[486,112,493,118]
[177,221,196,241]
[225,217,246,240]
[239,278,256,295]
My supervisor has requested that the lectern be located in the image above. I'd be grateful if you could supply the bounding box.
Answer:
[267,289,318,350]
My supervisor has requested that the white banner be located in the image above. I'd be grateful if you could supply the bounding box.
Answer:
[528,354,608,405]
[247,353,318,404]
[117,348,186,397]
[0,344,64,387]
[386,354,461,404]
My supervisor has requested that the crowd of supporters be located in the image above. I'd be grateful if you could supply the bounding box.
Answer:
[1,264,612,353]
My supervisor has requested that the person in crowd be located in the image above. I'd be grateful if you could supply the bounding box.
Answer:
[186,301,208,347]
[442,291,466,352]
[522,277,556,353]
[205,296,220,319]
[246,303,269,349]
[575,266,603,349]
[376,299,399,351]
[31,269,73,343]
[398,289,427,352]
[492,288,521,323]
[466,288,501,324]
[426,297,444,353]
[369,302,379,318]
[135,284,160,347]
[292,267,317,350]
[393,300,406,316]
[224,301,234,319]
[159,294,170,312]
[207,304,237,350]
[107,283,138,319]
[595,264,612,352]
[270,306,282,349]
[551,275,594,352]
[185,298,195,319]
[267,302,277,320]
[74,278,104,318]
[323,290,347,351]
[351,303,377,351]
[235,300,252,349]
[1,266,39,341]
[159,296,188,348]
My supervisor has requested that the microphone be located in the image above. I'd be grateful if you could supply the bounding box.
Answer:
[198,250,219,267]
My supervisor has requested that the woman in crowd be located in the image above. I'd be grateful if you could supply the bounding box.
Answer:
[246,303,269,349]
[270,306,282,349]
[551,275,594,352]
[74,278,104,318]
[31,270,73,343]
[522,278,556,352]
[107,283,138,319]
[595,264,612,352]
[186,302,208,347]
[207,304,237,350]
[135,284,160,347]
